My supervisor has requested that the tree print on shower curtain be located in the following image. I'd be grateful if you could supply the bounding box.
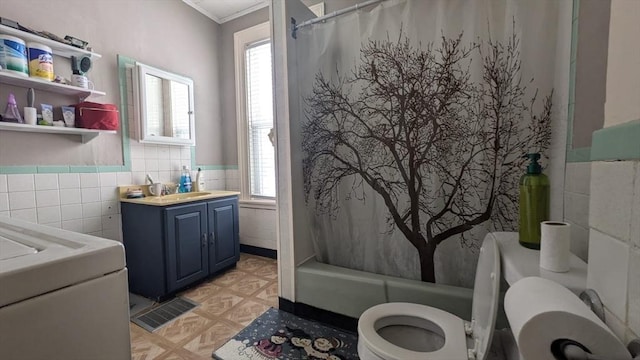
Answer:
[302,30,552,283]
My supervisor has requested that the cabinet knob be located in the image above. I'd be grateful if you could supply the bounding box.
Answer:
[209,232,214,247]
[201,234,206,248]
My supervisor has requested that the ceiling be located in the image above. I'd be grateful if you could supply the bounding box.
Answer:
[182,0,269,24]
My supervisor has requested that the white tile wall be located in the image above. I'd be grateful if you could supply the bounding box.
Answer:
[0,175,7,193]
[631,165,640,249]
[0,193,8,212]
[564,192,590,228]
[11,208,37,222]
[565,162,592,195]
[590,161,635,242]
[35,174,59,190]
[587,229,629,321]
[0,153,229,243]
[238,206,277,250]
[59,173,80,189]
[588,160,639,343]
[9,192,36,210]
[564,162,591,260]
[627,248,640,336]
[8,174,34,192]
[226,169,240,191]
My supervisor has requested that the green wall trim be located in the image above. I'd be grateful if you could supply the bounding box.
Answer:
[0,166,38,174]
[197,165,239,170]
[591,119,640,161]
[69,166,98,173]
[117,55,133,173]
[565,0,580,155]
[0,165,133,174]
[567,147,591,163]
[98,165,128,173]
[37,166,70,173]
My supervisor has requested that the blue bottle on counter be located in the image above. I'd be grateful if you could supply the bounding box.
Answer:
[179,166,192,193]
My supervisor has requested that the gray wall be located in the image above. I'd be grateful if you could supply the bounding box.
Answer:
[0,0,223,166]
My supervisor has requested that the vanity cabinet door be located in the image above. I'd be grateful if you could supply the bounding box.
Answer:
[207,198,239,273]
[165,203,208,292]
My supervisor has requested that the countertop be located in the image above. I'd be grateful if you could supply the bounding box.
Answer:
[119,186,240,206]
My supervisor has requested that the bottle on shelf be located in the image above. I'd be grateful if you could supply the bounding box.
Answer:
[518,153,550,249]
[179,166,192,193]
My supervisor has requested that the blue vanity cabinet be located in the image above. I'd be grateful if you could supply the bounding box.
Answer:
[121,195,239,300]
[207,197,240,273]
[165,203,208,293]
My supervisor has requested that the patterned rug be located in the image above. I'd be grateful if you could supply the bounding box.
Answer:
[213,308,359,360]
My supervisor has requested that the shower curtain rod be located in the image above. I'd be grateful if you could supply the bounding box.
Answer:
[292,0,387,38]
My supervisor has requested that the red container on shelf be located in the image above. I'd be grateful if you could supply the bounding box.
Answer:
[74,102,119,130]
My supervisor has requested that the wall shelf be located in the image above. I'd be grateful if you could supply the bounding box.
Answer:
[0,24,101,59]
[0,122,116,143]
[0,72,105,99]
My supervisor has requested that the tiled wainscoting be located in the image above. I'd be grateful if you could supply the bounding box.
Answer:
[131,253,278,360]
[586,160,640,343]
[0,165,228,242]
[563,162,591,261]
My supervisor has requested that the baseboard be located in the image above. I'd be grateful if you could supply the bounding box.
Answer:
[240,244,277,259]
[278,297,358,333]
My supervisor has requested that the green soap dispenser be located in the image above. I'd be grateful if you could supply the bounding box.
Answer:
[519,153,550,249]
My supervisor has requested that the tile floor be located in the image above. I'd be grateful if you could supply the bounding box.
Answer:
[130,253,278,360]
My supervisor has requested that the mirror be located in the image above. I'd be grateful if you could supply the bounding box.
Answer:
[134,62,195,145]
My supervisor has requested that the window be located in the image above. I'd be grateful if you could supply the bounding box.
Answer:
[235,22,275,202]
[234,4,324,204]
[245,41,276,198]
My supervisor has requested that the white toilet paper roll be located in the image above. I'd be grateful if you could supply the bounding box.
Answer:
[540,221,571,272]
[504,277,631,360]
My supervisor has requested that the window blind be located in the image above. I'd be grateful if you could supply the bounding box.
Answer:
[245,40,275,198]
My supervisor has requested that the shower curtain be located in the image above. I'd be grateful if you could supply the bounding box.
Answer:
[296,0,565,287]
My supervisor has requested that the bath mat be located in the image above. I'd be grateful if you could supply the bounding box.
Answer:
[131,297,198,332]
[213,308,359,360]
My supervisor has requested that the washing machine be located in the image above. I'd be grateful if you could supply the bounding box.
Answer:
[0,217,131,360]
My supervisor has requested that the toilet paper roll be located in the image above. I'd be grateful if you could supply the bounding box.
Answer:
[504,277,631,360]
[540,221,571,272]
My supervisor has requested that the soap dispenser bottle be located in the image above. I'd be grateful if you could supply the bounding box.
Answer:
[179,166,192,193]
[194,168,205,192]
[518,153,550,249]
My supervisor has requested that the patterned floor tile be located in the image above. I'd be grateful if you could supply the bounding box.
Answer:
[131,253,278,359]
[227,275,270,296]
[252,263,278,280]
[223,300,271,326]
[236,256,270,272]
[183,321,242,357]
[155,312,211,345]
[131,334,169,360]
[181,281,223,303]
[211,269,250,287]
[254,281,278,305]
[197,290,245,317]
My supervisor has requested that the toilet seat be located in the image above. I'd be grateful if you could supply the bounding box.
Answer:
[357,236,501,360]
[358,302,468,360]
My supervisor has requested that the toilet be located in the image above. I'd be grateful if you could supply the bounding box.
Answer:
[358,236,500,360]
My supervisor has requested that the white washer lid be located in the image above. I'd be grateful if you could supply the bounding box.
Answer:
[0,235,37,260]
[470,234,501,360]
[0,217,125,307]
